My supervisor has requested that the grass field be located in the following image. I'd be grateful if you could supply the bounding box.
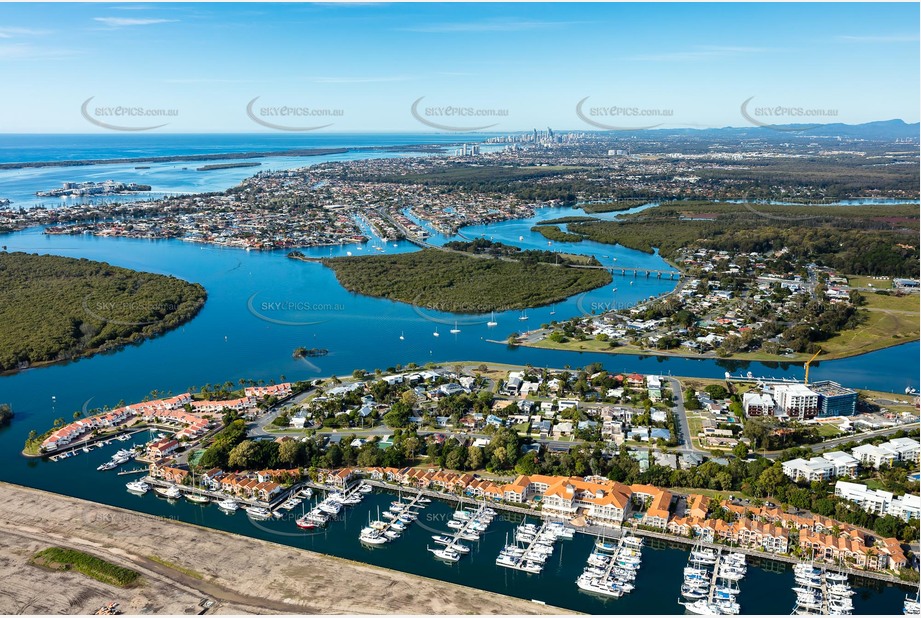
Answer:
[846,275,894,289]
[815,424,844,438]
[31,547,141,587]
[817,292,919,358]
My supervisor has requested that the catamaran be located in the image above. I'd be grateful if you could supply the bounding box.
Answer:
[450,321,461,334]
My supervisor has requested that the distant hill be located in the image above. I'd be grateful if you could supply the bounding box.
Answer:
[570,120,920,142]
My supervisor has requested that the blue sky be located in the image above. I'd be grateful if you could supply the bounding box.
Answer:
[0,2,918,132]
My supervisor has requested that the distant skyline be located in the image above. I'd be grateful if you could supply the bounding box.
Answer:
[0,2,918,133]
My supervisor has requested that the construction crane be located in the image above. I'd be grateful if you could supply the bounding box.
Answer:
[804,349,822,384]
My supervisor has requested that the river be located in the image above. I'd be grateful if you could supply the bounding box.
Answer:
[0,136,916,614]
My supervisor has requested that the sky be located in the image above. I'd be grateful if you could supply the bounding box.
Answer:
[0,2,918,133]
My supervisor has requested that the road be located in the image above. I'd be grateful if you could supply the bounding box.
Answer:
[666,376,706,455]
[247,387,317,438]
[758,424,916,460]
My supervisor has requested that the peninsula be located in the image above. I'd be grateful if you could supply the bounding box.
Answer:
[0,148,348,170]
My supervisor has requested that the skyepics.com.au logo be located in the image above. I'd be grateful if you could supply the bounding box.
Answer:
[81,508,179,527]
[81,96,178,131]
[740,96,838,132]
[246,292,345,327]
[410,97,508,131]
[576,97,673,130]
[573,291,640,318]
[414,507,512,538]
[411,294,499,327]
[83,296,180,327]
[246,96,344,131]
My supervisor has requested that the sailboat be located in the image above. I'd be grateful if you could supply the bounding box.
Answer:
[433,327,440,337]
[184,468,210,504]
[487,311,498,327]
[450,321,461,334]
[399,332,405,341]
[549,305,556,315]
[519,311,528,321]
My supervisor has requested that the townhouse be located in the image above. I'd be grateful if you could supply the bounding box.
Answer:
[244,383,293,399]
[41,407,135,451]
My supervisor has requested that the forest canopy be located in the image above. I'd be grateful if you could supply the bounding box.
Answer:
[0,252,207,372]
[321,248,611,312]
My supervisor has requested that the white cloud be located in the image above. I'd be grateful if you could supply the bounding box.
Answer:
[312,75,415,84]
[0,43,78,60]
[401,19,584,33]
[93,17,176,27]
[630,45,771,62]
[838,34,919,43]
[0,27,50,38]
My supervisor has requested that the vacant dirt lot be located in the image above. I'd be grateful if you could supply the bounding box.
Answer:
[0,482,573,615]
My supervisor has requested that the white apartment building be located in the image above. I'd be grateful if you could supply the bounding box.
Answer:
[851,438,919,469]
[742,392,775,417]
[773,383,819,419]
[821,451,860,477]
[835,480,921,521]
[885,437,921,463]
[782,457,836,482]
[851,444,897,469]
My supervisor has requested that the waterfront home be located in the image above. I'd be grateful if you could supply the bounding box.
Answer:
[149,464,189,485]
[254,481,282,501]
[244,383,292,399]
[189,396,255,415]
[256,468,301,484]
[631,484,673,529]
[41,406,136,451]
[797,530,888,570]
[147,438,179,460]
[686,493,711,520]
[201,468,226,489]
[320,467,356,488]
[626,373,645,387]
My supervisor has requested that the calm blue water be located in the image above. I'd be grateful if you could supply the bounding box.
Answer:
[0,134,916,614]
[0,133,492,163]
[1,445,908,615]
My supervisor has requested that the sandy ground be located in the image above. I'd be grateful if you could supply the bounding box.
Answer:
[0,482,574,615]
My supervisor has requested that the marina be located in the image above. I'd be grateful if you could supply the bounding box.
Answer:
[0,136,916,615]
[791,563,855,615]
[429,500,494,561]
[576,533,643,598]
[0,446,914,614]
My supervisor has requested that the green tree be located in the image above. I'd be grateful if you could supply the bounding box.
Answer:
[445,447,466,471]
[757,464,788,497]
[228,440,260,470]
[466,446,484,470]
[278,439,302,467]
